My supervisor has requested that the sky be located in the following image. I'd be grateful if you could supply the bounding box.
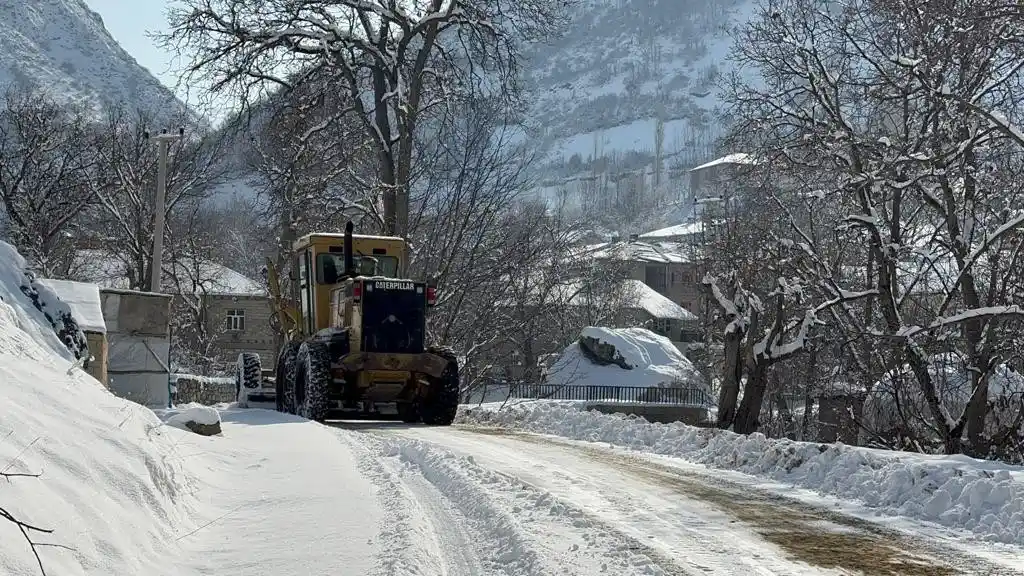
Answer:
[83,0,177,91]
[83,0,232,122]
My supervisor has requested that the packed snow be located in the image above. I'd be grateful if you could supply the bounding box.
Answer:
[458,401,1024,546]
[545,326,706,391]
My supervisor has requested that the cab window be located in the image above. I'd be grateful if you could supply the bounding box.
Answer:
[316,253,399,284]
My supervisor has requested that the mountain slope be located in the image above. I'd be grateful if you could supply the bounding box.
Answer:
[521,0,757,231]
[0,0,191,120]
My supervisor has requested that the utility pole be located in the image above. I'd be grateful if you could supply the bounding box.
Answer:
[146,128,184,293]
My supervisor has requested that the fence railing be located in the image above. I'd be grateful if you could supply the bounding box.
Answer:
[510,384,709,407]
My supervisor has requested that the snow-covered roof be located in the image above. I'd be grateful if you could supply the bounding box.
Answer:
[296,232,405,244]
[74,249,266,297]
[622,280,697,321]
[689,153,755,172]
[638,221,704,240]
[35,278,106,334]
[584,240,690,264]
[498,278,695,322]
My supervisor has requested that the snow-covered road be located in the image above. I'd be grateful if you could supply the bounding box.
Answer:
[343,421,1024,576]
[163,408,1024,576]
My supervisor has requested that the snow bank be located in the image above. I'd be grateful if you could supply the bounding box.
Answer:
[546,326,705,390]
[458,402,1024,545]
[0,241,87,360]
[161,403,222,429]
[0,242,200,574]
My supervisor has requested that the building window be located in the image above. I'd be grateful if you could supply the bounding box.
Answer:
[225,309,245,331]
[652,318,672,337]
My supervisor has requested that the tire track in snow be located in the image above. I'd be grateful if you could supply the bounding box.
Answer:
[347,433,453,576]
[362,431,710,576]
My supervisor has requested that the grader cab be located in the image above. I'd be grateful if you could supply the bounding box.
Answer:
[235,222,459,424]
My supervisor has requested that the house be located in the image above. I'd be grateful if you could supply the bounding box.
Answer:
[73,250,277,373]
[581,238,703,318]
[35,278,108,384]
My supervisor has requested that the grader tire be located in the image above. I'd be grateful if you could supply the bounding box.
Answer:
[420,350,459,426]
[275,342,301,413]
[295,341,332,422]
[235,352,262,408]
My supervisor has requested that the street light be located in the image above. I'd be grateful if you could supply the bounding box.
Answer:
[145,127,184,293]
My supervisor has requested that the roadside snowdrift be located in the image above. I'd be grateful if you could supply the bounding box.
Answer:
[458,402,1024,546]
[0,241,198,575]
[545,327,705,389]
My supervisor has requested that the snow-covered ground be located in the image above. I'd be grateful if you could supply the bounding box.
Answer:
[0,242,201,575]
[457,401,1024,550]
[4,239,1022,575]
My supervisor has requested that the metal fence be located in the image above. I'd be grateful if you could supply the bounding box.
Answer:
[510,384,709,407]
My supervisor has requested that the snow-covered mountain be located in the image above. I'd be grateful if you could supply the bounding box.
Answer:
[521,0,756,231]
[0,0,191,120]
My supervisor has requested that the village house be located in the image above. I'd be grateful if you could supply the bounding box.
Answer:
[74,249,277,374]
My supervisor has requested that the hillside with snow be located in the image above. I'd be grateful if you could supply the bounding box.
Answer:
[522,0,756,229]
[0,240,202,574]
[0,0,192,120]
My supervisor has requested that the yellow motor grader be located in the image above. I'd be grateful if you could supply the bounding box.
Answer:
[234,222,459,424]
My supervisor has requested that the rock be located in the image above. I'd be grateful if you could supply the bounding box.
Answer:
[182,420,222,436]
[164,403,223,436]
[578,334,633,369]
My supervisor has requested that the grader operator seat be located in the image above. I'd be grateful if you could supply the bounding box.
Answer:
[357,256,378,277]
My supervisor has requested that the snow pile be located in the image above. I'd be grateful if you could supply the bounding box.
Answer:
[0,241,199,574]
[162,403,222,429]
[458,402,1024,545]
[546,326,705,390]
[0,241,88,360]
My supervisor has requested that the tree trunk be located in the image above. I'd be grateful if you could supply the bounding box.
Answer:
[717,328,744,428]
[801,348,818,440]
[734,359,768,434]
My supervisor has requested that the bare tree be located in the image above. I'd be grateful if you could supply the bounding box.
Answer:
[165,200,234,375]
[162,0,574,238]
[0,86,100,277]
[87,105,228,291]
[721,0,1024,453]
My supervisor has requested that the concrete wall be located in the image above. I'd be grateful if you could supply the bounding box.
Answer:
[586,403,708,425]
[100,289,173,408]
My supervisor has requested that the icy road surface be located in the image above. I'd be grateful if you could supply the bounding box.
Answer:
[338,421,1024,576]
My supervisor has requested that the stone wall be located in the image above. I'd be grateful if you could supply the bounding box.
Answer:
[172,375,237,405]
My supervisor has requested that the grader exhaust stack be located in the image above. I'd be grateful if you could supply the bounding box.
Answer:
[343,221,355,279]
